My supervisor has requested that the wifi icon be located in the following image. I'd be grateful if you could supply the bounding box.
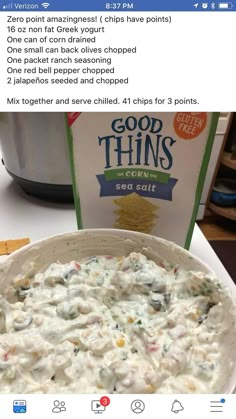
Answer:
[41,2,50,8]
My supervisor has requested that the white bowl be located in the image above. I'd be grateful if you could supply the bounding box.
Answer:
[1,229,236,393]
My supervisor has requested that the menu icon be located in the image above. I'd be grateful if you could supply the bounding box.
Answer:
[210,398,226,413]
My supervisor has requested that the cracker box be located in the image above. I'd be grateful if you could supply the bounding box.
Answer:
[66,112,218,248]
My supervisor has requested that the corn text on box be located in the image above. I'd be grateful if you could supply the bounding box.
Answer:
[67,112,218,248]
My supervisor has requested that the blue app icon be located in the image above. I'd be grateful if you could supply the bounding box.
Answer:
[13,400,27,413]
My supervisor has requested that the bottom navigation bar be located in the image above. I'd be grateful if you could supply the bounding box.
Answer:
[0,394,235,419]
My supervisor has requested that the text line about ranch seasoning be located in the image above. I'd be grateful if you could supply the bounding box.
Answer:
[1,13,200,110]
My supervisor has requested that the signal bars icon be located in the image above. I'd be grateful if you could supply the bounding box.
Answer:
[41,2,50,8]
[2,3,13,8]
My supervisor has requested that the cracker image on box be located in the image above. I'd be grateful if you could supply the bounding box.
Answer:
[67,112,219,248]
[113,192,159,233]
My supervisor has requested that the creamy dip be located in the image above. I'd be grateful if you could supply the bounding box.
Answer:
[0,252,232,393]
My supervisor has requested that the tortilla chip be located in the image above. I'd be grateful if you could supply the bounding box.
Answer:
[0,241,8,256]
[6,238,30,254]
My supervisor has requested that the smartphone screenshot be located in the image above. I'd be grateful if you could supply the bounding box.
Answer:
[0,1,235,418]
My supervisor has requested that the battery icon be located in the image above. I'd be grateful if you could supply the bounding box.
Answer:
[218,2,233,8]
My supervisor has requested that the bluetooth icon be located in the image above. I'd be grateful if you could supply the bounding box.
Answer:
[211,2,216,8]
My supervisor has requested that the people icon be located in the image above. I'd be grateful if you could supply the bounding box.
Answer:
[131,399,145,414]
[52,400,66,413]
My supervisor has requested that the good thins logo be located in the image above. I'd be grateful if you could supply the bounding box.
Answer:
[67,112,81,127]
[174,112,207,140]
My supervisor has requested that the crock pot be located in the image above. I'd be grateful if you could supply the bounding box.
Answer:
[0,113,73,202]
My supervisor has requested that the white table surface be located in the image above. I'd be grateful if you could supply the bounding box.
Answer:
[0,154,233,286]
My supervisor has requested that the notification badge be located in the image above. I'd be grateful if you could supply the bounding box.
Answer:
[100,396,111,407]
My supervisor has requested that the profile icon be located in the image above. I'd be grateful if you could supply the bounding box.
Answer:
[131,399,145,414]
